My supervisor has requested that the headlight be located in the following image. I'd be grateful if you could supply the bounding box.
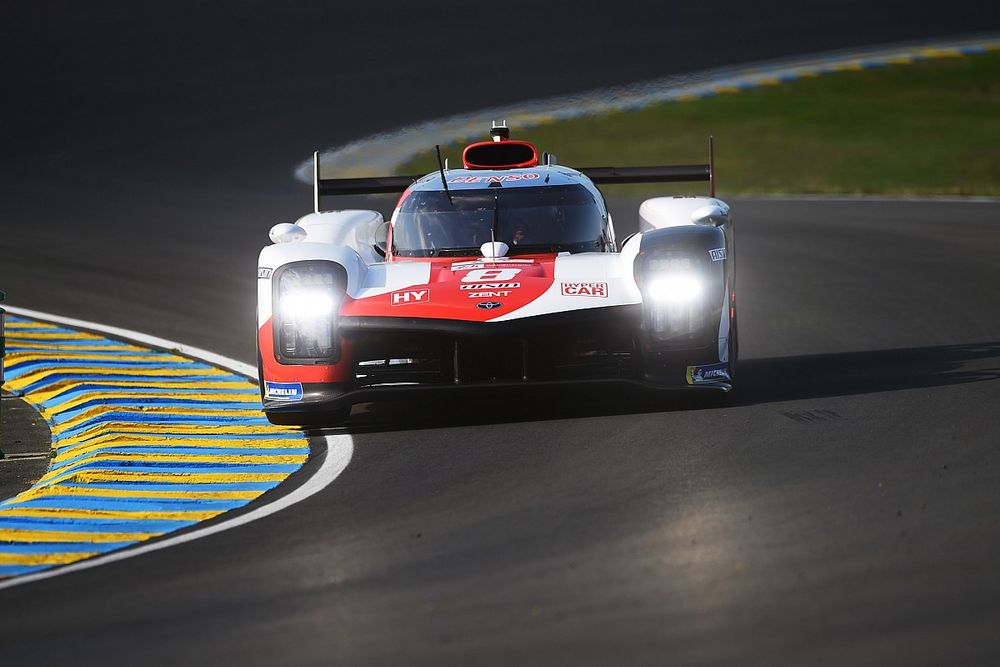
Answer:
[274,262,344,362]
[279,289,339,321]
[642,269,707,340]
[646,273,702,304]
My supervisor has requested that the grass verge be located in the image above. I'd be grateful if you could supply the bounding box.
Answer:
[397,52,1000,196]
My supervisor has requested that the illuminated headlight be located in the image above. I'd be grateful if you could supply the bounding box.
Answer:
[647,273,703,304]
[643,270,707,339]
[275,262,344,362]
[279,289,339,321]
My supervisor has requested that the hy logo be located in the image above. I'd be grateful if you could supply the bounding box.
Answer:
[391,289,429,306]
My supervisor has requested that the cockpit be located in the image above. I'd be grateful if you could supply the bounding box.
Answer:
[392,184,611,257]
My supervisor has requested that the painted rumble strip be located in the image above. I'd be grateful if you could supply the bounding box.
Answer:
[297,34,1000,180]
[0,315,309,580]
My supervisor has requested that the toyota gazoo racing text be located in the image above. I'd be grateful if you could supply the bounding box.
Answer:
[257,123,737,425]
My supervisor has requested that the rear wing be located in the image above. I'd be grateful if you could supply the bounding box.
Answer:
[312,136,716,213]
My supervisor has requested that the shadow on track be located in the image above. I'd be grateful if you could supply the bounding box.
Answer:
[320,342,999,435]
[735,341,1000,406]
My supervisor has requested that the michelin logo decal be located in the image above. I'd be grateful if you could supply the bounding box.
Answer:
[686,362,731,385]
[265,381,304,401]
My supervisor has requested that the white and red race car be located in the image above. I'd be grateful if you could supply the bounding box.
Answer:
[257,123,736,425]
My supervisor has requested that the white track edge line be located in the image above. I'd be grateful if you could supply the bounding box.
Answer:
[0,306,354,591]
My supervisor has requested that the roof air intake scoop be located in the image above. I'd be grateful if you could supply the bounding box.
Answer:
[462,121,539,170]
[463,140,539,170]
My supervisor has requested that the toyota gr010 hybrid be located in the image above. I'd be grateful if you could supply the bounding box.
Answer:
[257,122,737,425]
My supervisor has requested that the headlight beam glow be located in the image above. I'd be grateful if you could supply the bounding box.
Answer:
[646,273,703,304]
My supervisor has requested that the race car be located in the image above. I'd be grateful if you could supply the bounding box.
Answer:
[257,122,736,425]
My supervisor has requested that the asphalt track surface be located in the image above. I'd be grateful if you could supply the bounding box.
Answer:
[2,2,1000,664]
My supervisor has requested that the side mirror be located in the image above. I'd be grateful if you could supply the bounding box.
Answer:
[269,222,307,244]
[373,221,390,258]
[690,203,730,226]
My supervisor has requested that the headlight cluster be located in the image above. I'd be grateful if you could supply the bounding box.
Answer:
[641,255,707,339]
[275,262,344,362]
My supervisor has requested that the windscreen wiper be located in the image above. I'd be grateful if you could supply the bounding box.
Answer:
[491,190,500,243]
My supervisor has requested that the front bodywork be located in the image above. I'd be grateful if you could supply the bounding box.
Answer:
[257,161,735,423]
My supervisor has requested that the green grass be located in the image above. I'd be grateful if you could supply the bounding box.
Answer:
[398,52,1000,196]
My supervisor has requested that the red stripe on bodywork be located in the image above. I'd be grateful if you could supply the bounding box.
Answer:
[341,254,556,322]
[257,317,353,383]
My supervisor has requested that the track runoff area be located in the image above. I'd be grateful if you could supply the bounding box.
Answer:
[0,313,309,580]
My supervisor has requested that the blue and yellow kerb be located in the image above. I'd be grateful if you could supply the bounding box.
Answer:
[0,315,308,579]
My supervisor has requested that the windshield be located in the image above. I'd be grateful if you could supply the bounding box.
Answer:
[392,184,608,257]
